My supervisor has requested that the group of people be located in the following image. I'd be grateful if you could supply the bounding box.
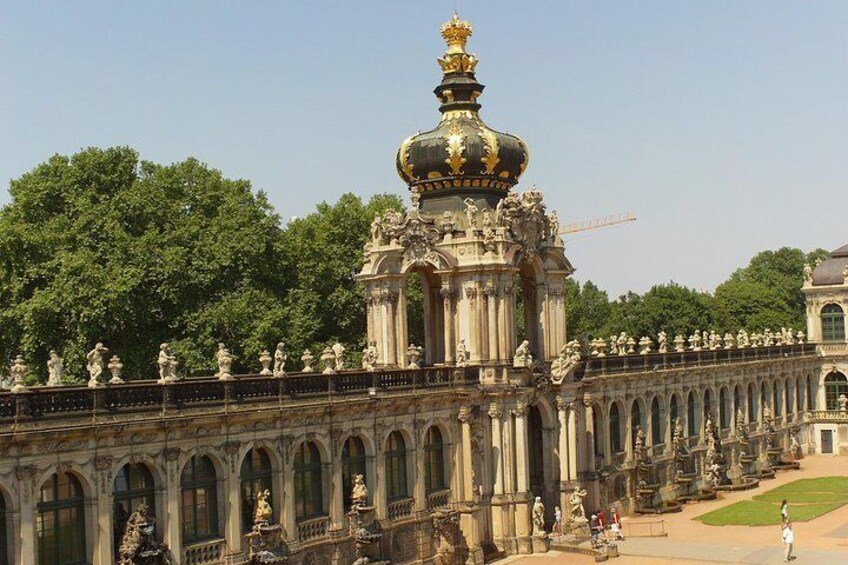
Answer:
[550,504,624,546]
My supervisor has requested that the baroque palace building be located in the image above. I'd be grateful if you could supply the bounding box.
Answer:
[1,13,847,565]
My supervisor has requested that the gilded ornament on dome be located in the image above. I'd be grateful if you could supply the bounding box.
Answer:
[398,135,417,180]
[479,127,500,174]
[444,122,467,175]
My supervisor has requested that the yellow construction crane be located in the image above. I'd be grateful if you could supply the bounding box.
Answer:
[560,212,636,235]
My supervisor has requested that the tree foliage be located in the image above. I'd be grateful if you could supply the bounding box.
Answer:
[0,147,403,381]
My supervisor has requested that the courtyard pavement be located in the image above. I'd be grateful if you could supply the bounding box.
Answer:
[500,454,848,564]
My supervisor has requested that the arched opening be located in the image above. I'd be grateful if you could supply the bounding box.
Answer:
[613,476,627,501]
[825,371,848,410]
[385,432,409,501]
[631,400,643,437]
[687,392,697,437]
[719,388,729,429]
[748,383,758,422]
[592,406,603,461]
[650,396,662,445]
[821,304,846,342]
[786,381,794,417]
[670,394,680,432]
[609,403,622,454]
[703,389,714,431]
[181,455,219,544]
[403,267,440,365]
[734,385,741,421]
[797,379,804,413]
[37,471,86,565]
[774,382,783,417]
[240,449,273,532]
[114,463,155,556]
[528,406,545,498]
[424,427,447,493]
[761,382,771,417]
[294,442,324,519]
[808,375,817,410]
[515,261,543,360]
[342,437,368,510]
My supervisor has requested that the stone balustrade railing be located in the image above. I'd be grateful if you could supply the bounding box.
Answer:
[581,343,817,379]
[820,342,848,355]
[387,497,415,521]
[426,489,451,511]
[806,410,848,422]
[0,366,470,424]
[297,516,329,541]
[183,538,226,565]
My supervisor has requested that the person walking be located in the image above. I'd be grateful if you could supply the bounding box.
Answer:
[780,499,789,525]
[781,522,794,562]
[553,506,563,536]
[609,506,624,540]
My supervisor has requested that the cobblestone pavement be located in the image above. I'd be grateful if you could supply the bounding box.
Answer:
[502,455,848,564]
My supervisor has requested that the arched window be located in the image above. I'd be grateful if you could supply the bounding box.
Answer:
[650,397,662,445]
[294,442,323,519]
[687,392,696,437]
[822,304,846,342]
[385,432,408,501]
[180,456,219,544]
[241,449,273,532]
[748,383,757,422]
[797,380,805,412]
[609,403,622,453]
[774,383,782,417]
[1,492,8,565]
[824,372,848,410]
[424,427,446,492]
[719,388,729,429]
[631,400,643,443]
[342,437,367,509]
[734,386,741,423]
[761,383,771,417]
[113,463,155,557]
[37,472,86,565]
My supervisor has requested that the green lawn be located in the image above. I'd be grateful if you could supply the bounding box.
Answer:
[694,476,848,526]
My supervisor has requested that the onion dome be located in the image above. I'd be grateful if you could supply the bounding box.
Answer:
[396,13,529,199]
[811,244,848,286]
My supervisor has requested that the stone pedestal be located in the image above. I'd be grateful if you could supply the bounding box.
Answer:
[531,534,550,553]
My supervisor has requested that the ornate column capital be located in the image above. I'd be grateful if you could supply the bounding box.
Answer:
[511,401,527,418]
[487,403,502,419]
[464,286,478,300]
[556,395,575,412]
[458,405,474,424]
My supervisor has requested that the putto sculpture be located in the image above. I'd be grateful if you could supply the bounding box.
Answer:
[513,340,532,367]
[456,339,469,367]
[46,350,64,386]
[361,340,379,371]
[273,342,287,377]
[332,342,346,371]
[87,342,108,388]
[157,343,178,383]
[657,331,668,353]
[351,473,369,508]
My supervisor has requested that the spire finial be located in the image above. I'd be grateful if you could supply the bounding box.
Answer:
[438,13,477,74]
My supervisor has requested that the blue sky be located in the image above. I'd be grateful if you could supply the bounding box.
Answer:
[2,1,845,296]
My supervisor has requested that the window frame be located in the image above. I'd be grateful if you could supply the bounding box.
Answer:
[37,472,87,565]
[180,456,219,545]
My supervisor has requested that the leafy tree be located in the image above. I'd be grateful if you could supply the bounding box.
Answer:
[566,279,611,339]
[0,147,288,380]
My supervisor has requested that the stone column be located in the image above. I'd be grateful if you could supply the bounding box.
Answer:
[279,437,297,544]
[485,282,499,363]
[223,443,244,559]
[93,456,114,565]
[414,423,427,512]
[512,402,532,553]
[163,448,183,559]
[458,406,475,501]
[15,466,36,565]
[441,286,455,365]
[568,405,579,481]
[383,290,397,366]
[397,288,408,366]
[583,399,596,473]
[489,403,507,551]
[329,440,345,532]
